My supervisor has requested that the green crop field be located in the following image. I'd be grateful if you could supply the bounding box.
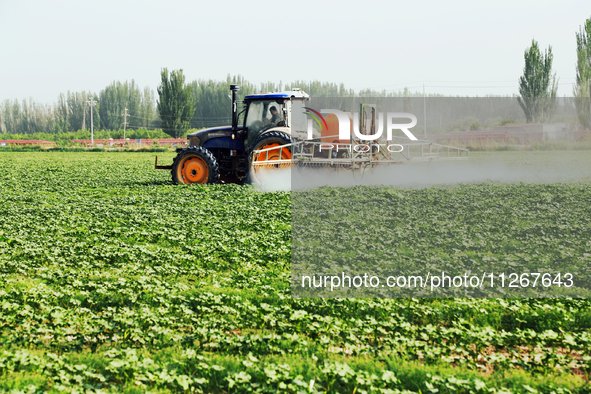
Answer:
[1,151,591,393]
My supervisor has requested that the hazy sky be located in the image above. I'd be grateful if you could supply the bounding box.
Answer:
[0,0,589,104]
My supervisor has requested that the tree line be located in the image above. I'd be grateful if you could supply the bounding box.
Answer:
[0,83,157,135]
[0,74,427,137]
[0,76,375,136]
[2,16,590,137]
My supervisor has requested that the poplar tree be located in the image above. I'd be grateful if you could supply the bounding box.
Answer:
[517,39,558,123]
[157,68,195,138]
[574,17,591,128]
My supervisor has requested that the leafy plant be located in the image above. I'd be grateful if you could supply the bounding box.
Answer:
[0,151,589,392]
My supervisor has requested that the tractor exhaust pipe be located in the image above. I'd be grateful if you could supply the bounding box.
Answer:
[230,84,240,133]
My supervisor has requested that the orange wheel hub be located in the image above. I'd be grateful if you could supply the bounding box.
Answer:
[254,142,292,162]
[179,156,209,184]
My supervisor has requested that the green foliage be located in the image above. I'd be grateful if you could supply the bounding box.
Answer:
[0,349,583,393]
[0,91,100,135]
[0,75,442,137]
[99,80,157,131]
[499,118,517,126]
[293,180,591,297]
[517,40,559,123]
[0,152,590,391]
[189,75,258,129]
[157,68,197,138]
[574,17,591,129]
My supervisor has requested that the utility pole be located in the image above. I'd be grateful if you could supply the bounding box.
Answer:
[122,108,129,140]
[87,98,97,145]
[423,83,427,139]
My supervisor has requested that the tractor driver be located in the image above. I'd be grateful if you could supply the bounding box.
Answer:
[268,106,282,125]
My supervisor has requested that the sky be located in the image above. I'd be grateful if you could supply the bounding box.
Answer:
[0,0,589,105]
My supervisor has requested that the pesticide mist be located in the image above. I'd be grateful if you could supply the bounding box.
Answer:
[250,151,591,191]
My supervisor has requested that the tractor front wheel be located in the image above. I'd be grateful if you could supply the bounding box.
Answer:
[171,146,220,184]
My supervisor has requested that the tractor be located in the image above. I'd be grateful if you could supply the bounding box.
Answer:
[155,84,309,184]
[155,85,470,184]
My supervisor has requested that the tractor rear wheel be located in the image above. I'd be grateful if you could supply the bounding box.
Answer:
[250,131,293,163]
[249,132,293,183]
[171,146,220,184]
